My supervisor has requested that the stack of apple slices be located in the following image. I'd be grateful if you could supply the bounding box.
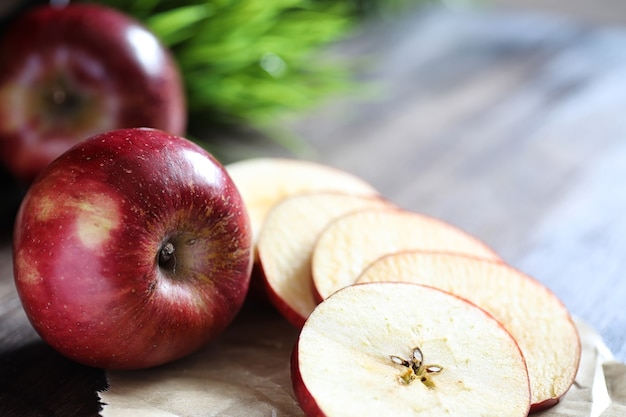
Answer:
[292,282,533,417]
[225,157,382,303]
[257,192,392,327]
[355,251,581,412]
[228,157,581,416]
[225,157,380,254]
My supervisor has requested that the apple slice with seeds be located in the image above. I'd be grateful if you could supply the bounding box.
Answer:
[292,282,531,417]
[355,251,580,412]
[257,192,392,327]
[225,158,379,254]
[311,207,499,301]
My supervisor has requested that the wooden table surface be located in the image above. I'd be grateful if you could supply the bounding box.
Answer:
[2,5,626,416]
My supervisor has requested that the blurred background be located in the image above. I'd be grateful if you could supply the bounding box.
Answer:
[1,0,625,160]
[492,0,626,26]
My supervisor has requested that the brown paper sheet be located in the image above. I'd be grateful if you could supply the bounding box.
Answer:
[98,310,623,417]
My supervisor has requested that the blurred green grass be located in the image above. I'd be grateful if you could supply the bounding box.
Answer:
[98,0,431,148]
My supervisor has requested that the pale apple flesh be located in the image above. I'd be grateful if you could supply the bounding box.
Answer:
[311,207,500,301]
[292,282,531,417]
[0,4,186,182]
[355,251,581,411]
[13,128,252,370]
[225,157,379,254]
[257,192,391,327]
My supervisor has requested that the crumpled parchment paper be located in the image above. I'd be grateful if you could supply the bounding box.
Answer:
[98,309,624,417]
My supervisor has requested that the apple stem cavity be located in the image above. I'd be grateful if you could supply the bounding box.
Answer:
[45,84,83,118]
[390,346,442,388]
[159,241,177,275]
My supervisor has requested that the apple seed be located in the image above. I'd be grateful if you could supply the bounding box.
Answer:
[390,346,442,388]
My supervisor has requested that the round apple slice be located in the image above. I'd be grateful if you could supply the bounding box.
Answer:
[311,207,499,301]
[225,158,379,252]
[292,282,531,417]
[355,252,580,412]
[257,192,392,327]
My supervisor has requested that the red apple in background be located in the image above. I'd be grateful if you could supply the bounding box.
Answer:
[12,128,252,370]
[0,3,186,183]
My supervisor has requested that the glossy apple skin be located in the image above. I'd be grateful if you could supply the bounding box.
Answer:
[291,346,326,417]
[13,128,252,370]
[0,3,186,183]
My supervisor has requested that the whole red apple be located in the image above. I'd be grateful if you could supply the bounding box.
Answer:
[12,128,252,370]
[0,3,186,183]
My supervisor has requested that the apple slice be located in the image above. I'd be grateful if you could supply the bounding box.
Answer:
[225,158,379,253]
[292,282,531,417]
[311,207,499,301]
[257,192,392,327]
[355,252,580,411]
